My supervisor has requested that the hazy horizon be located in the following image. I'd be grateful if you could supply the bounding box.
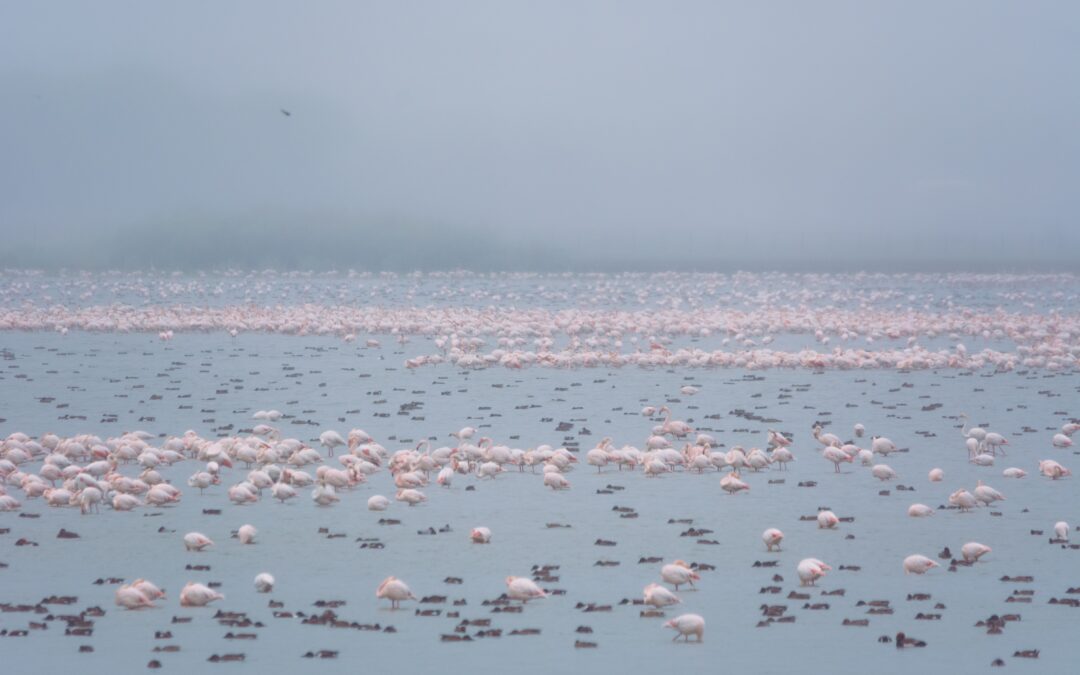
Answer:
[2,2,1078,271]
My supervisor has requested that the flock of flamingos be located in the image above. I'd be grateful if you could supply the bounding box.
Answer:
[3,302,1078,371]
[1,402,1076,646]
[1,271,1078,372]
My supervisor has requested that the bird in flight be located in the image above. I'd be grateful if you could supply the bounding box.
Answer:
[280,109,292,117]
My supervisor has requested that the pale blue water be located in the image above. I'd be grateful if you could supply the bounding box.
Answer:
[1,277,1078,674]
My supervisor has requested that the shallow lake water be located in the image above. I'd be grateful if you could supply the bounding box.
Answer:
[1,274,1078,673]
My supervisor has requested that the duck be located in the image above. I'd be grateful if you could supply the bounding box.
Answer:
[895,631,926,648]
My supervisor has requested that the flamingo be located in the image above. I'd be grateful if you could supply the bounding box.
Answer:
[812,424,841,448]
[437,465,455,487]
[395,488,426,506]
[254,573,275,593]
[1039,459,1071,479]
[658,406,693,438]
[971,451,996,467]
[376,577,416,609]
[131,579,165,601]
[762,528,784,551]
[505,576,546,602]
[78,487,103,514]
[183,532,214,551]
[188,471,217,494]
[543,472,570,490]
[112,493,141,511]
[770,447,795,470]
[720,471,749,495]
[817,510,839,529]
[745,448,771,472]
[312,483,340,506]
[871,436,896,456]
[907,503,934,517]
[973,481,1005,506]
[823,446,853,473]
[115,585,155,610]
[179,582,223,607]
[451,426,476,441]
[796,558,830,586]
[949,488,978,511]
[965,437,981,458]
[586,439,612,472]
[237,524,257,544]
[871,464,896,481]
[476,461,502,479]
[660,561,699,590]
[271,481,297,502]
[960,413,987,448]
[903,554,938,575]
[664,614,704,642]
[766,429,792,449]
[643,583,681,608]
[982,432,1008,456]
[318,430,346,457]
[961,542,991,562]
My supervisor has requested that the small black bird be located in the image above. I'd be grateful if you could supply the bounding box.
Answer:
[280,109,292,117]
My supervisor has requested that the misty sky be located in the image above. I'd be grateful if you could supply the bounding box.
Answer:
[1,1,1078,270]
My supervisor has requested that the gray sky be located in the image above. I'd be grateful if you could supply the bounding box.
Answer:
[1,1,1078,270]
